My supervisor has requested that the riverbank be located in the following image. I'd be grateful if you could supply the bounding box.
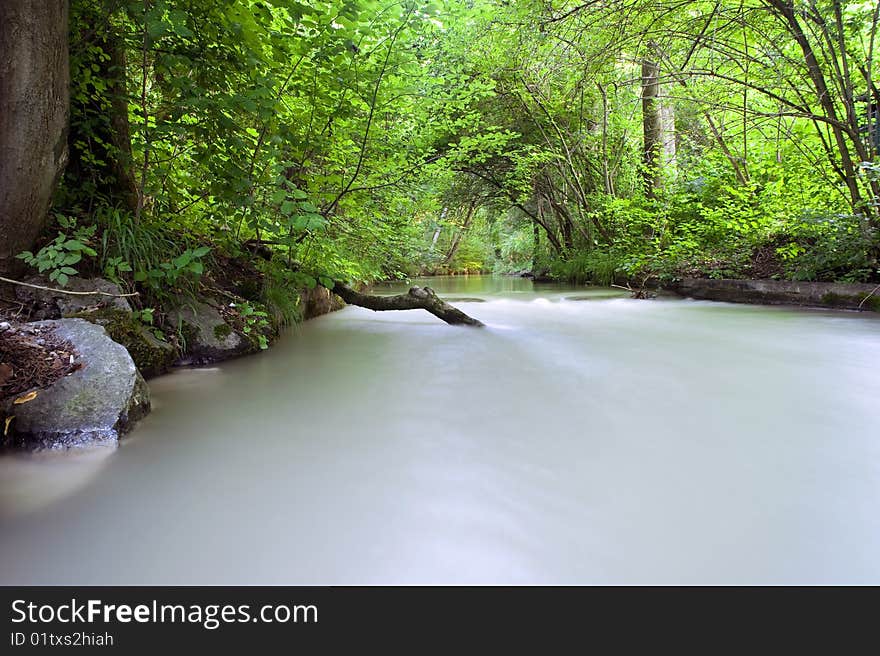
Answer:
[661,278,880,312]
[0,263,345,450]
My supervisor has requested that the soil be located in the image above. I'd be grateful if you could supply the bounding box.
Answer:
[0,321,81,405]
[747,244,785,279]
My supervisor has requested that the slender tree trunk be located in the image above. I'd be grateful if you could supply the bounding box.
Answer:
[661,101,677,176]
[764,0,871,216]
[0,0,70,276]
[641,55,663,197]
[532,221,540,266]
[443,202,477,265]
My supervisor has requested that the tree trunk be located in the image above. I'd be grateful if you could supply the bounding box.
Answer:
[332,283,484,327]
[65,10,139,212]
[641,55,663,198]
[764,0,872,216]
[443,202,477,265]
[661,100,676,176]
[0,0,70,276]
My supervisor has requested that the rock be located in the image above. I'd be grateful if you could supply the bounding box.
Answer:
[68,307,178,378]
[170,298,251,365]
[3,319,150,450]
[15,275,132,320]
[298,286,345,320]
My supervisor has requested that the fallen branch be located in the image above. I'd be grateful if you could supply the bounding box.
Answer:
[858,283,880,310]
[612,283,655,299]
[331,283,484,327]
[0,276,139,298]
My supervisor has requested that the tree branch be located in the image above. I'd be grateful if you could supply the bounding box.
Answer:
[331,283,484,327]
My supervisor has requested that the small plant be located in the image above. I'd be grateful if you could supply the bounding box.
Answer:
[130,307,167,341]
[235,301,270,350]
[103,256,133,283]
[16,215,98,286]
[133,246,211,290]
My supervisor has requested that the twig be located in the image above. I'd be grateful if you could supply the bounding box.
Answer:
[858,283,880,310]
[0,277,139,298]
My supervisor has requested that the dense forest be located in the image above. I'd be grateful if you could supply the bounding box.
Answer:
[2,0,880,334]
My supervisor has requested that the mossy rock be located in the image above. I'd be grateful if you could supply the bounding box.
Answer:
[169,298,252,365]
[820,292,880,312]
[67,307,178,378]
[2,319,150,449]
[213,322,233,340]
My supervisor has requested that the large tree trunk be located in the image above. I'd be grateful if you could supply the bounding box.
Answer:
[332,283,484,327]
[0,0,70,276]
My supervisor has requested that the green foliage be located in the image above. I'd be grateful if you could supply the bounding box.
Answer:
[95,207,177,280]
[254,260,305,328]
[103,256,133,284]
[51,0,880,308]
[494,223,535,274]
[234,301,271,350]
[16,215,99,286]
[780,214,877,282]
[549,251,622,286]
[132,246,210,292]
[131,307,166,341]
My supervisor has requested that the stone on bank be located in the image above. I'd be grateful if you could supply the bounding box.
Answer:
[3,319,150,450]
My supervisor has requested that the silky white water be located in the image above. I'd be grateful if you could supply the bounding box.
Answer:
[1,276,878,584]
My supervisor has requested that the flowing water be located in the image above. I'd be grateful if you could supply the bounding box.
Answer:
[1,276,879,584]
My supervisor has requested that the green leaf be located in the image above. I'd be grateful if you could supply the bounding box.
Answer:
[173,252,193,268]
[191,246,211,258]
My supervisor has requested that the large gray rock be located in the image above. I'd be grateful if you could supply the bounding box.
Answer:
[68,307,178,378]
[170,299,250,365]
[16,275,132,319]
[3,319,150,449]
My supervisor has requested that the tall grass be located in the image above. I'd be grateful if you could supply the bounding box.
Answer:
[95,206,180,275]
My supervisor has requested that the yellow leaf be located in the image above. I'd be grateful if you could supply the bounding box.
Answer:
[13,390,38,404]
[3,416,12,436]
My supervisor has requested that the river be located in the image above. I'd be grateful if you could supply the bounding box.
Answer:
[1,276,879,584]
